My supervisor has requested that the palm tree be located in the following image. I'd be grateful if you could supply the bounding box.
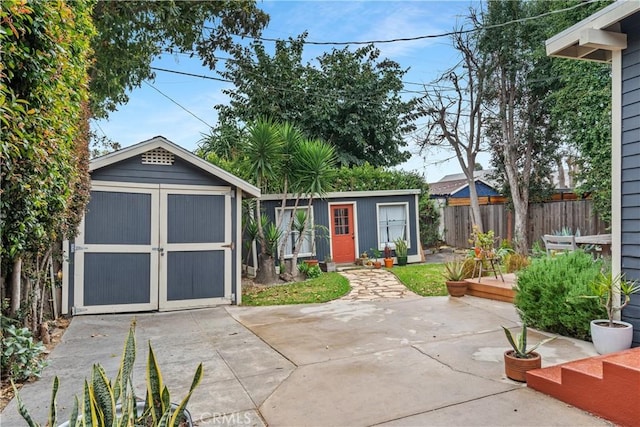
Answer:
[245,118,283,284]
[289,139,336,272]
[275,123,304,274]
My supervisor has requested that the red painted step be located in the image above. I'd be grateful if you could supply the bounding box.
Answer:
[527,347,640,427]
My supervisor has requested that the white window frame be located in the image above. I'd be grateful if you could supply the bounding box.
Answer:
[275,206,314,258]
[376,202,410,250]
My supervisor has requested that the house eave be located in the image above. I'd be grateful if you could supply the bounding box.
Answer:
[260,189,421,201]
[90,136,261,198]
[545,1,639,63]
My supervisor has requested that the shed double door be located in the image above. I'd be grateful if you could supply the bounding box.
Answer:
[73,182,231,314]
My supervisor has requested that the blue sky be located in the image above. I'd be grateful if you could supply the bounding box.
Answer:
[91,0,490,182]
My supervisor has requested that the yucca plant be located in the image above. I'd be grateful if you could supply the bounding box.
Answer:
[502,323,556,359]
[13,321,203,426]
[586,272,640,327]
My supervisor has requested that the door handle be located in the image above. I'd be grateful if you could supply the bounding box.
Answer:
[222,242,235,250]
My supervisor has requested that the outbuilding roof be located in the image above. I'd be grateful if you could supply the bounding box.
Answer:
[90,136,261,198]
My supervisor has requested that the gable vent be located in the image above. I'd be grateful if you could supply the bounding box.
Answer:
[141,148,174,165]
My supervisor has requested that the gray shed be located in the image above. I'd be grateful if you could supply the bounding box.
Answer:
[63,136,259,315]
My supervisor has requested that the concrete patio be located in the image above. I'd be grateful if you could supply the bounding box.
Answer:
[1,293,611,426]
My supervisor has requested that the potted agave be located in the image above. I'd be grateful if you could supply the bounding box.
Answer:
[502,323,555,382]
[586,272,639,354]
[442,259,467,297]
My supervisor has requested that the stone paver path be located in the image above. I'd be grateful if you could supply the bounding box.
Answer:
[339,268,419,300]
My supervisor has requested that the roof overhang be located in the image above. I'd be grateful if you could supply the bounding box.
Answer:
[260,189,421,201]
[546,0,639,63]
[90,136,261,198]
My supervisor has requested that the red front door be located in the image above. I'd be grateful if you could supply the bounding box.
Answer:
[331,204,355,263]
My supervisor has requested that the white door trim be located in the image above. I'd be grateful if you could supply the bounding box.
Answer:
[73,184,159,315]
[158,186,232,311]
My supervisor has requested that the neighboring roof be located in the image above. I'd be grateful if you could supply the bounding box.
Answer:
[260,189,421,201]
[437,169,495,183]
[429,170,498,198]
[428,178,497,198]
[546,0,640,62]
[90,136,261,198]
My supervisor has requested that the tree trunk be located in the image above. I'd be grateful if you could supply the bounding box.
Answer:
[255,253,278,284]
[10,257,22,316]
[290,197,314,279]
[512,198,529,255]
[556,157,566,189]
[466,172,483,232]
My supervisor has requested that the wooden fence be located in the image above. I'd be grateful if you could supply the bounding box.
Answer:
[442,199,608,249]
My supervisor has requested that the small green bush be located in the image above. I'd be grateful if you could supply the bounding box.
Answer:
[515,251,605,340]
[1,324,47,381]
[504,253,530,273]
[306,265,322,279]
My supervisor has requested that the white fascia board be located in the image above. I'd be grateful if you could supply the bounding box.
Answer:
[90,136,260,198]
[546,1,639,58]
[260,189,422,201]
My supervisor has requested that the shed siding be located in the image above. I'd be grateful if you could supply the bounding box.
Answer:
[91,156,226,186]
[84,191,151,245]
[261,193,419,263]
[620,17,640,346]
[84,253,151,305]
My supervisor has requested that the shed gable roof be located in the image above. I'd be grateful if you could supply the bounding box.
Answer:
[90,136,260,197]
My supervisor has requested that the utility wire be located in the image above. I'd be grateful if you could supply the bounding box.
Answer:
[143,81,214,128]
[223,0,600,46]
[151,66,234,83]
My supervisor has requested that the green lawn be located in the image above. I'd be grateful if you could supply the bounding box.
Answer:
[242,264,448,305]
[242,272,350,306]
[390,263,448,296]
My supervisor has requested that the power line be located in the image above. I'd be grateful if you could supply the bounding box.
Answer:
[223,0,600,46]
[143,81,213,128]
[151,66,233,83]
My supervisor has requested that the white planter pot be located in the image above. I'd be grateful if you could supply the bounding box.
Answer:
[590,319,634,355]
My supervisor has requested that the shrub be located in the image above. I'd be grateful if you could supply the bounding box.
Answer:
[504,253,530,273]
[1,324,47,382]
[307,265,322,279]
[461,258,476,279]
[515,251,605,340]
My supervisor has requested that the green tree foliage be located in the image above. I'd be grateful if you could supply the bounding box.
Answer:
[479,0,562,254]
[333,164,440,246]
[215,34,416,167]
[544,0,613,224]
[1,0,95,316]
[89,0,269,118]
[479,0,613,253]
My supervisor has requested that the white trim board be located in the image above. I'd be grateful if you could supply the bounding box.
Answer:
[546,1,639,61]
[260,189,421,201]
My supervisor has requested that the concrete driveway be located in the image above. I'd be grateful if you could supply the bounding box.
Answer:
[2,296,610,426]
